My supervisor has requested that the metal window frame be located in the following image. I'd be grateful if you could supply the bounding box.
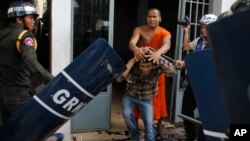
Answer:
[171,0,213,122]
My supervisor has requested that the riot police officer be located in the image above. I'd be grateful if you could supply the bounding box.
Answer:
[0,1,53,125]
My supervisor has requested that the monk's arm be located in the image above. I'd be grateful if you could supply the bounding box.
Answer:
[128,27,145,61]
[157,34,171,55]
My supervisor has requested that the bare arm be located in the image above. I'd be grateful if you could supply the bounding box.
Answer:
[173,26,192,70]
[183,25,192,51]
[128,27,146,62]
[116,58,137,83]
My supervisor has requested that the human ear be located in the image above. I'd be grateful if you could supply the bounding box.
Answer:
[16,17,23,25]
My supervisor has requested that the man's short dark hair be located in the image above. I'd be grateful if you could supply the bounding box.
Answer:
[139,52,153,64]
[147,8,161,16]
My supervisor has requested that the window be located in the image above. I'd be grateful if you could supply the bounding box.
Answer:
[73,0,110,58]
[185,0,212,40]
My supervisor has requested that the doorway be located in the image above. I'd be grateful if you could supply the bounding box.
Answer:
[112,0,179,128]
[70,0,113,132]
[113,0,179,61]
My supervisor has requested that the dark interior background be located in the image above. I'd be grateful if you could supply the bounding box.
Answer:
[0,0,51,71]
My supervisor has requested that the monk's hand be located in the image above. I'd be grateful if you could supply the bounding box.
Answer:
[133,47,146,62]
[146,51,161,65]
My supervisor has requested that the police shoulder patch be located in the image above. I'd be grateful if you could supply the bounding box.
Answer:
[24,37,34,47]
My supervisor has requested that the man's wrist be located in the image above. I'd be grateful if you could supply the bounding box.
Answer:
[130,57,137,63]
[132,46,139,53]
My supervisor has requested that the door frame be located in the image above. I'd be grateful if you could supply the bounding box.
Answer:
[70,0,115,132]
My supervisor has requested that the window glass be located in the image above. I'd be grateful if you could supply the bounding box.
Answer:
[73,0,110,58]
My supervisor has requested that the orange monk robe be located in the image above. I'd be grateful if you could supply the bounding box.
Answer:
[134,27,171,120]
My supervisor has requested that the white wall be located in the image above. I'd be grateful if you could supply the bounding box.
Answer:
[51,0,73,141]
[213,0,237,16]
[51,0,72,75]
